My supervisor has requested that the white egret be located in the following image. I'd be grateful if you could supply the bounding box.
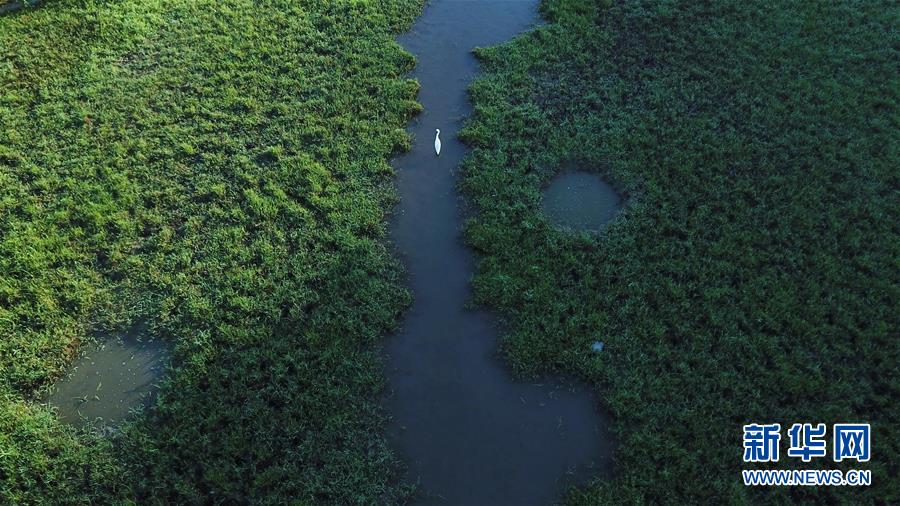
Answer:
[434,129,441,156]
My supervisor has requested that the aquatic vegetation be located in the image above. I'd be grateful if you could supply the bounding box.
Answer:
[1,0,421,502]
[461,0,898,503]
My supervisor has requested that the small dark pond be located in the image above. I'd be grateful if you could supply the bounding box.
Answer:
[45,323,168,427]
[542,171,622,232]
[0,1,36,15]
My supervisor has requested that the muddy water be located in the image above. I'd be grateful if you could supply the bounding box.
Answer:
[46,324,168,427]
[385,2,612,504]
[542,171,622,232]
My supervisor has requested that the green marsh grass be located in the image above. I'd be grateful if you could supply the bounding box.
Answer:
[461,0,898,503]
[2,0,422,502]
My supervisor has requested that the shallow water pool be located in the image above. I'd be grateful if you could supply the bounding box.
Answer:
[542,171,622,232]
[45,324,168,427]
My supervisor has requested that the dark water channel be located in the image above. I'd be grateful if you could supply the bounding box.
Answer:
[384,2,612,504]
[46,324,168,427]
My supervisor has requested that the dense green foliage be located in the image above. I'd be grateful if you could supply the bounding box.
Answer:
[4,0,897,502]
[1,0,421,502]
[462,0,898,503]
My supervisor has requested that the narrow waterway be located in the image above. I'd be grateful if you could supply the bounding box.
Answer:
[385,2,612,504]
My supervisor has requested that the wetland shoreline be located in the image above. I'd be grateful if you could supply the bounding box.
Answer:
[384,2,611,504]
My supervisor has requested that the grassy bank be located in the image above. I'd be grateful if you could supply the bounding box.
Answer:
[461,0,898,503]
[1,0,421,502]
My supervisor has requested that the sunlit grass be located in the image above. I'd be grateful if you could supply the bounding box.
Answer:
[1,0,421,502]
